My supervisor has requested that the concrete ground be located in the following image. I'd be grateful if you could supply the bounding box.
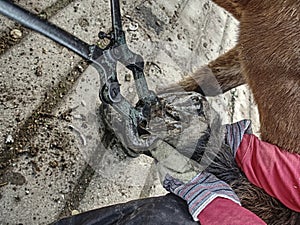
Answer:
[0,0,259,224]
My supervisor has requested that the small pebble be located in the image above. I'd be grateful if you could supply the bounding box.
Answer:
[5,135,14,144]
[10,29,22,39]
[81,100,86,107]
[128,22,139,31]
[49,160,58,168]
[128,87,134,93]
[35,65,43,77]
[73,114,83,120]
[177,33,183,40]
[72,210,80,215]
[77,65,84,73]
[125,74,131,82]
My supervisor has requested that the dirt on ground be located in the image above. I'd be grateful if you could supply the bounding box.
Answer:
[0,0,259,224]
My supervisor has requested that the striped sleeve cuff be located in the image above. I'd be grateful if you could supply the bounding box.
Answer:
[225,119,252,157]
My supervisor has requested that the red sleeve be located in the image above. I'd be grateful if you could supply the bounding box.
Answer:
[235,134,300,212]
[198,198,266,225]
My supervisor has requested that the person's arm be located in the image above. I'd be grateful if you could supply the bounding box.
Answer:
[198,198,266,225]
[235,134,300,212]
[163,172,266,225]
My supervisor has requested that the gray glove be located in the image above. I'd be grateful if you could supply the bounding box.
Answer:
[148,91,223,182]
[151,139,201,183]
[163,172,241,221]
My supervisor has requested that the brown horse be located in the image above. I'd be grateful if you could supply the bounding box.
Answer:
[166,0,300,153]
[164,0,300,224]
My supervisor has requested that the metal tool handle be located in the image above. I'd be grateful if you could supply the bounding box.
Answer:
[0,0,159,153]
[109,0,157,102]
[0,0,105,62]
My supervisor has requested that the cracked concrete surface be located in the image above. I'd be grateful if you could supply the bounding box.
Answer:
[0,0,259,224]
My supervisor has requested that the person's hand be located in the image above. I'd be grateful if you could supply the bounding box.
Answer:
[163,172,241,221]
[148,91,227,182]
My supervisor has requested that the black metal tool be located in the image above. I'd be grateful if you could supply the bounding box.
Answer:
[0,0,158,152]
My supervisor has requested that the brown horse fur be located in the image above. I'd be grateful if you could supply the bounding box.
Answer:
[163,0,300,224]
[164,0,300,154]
